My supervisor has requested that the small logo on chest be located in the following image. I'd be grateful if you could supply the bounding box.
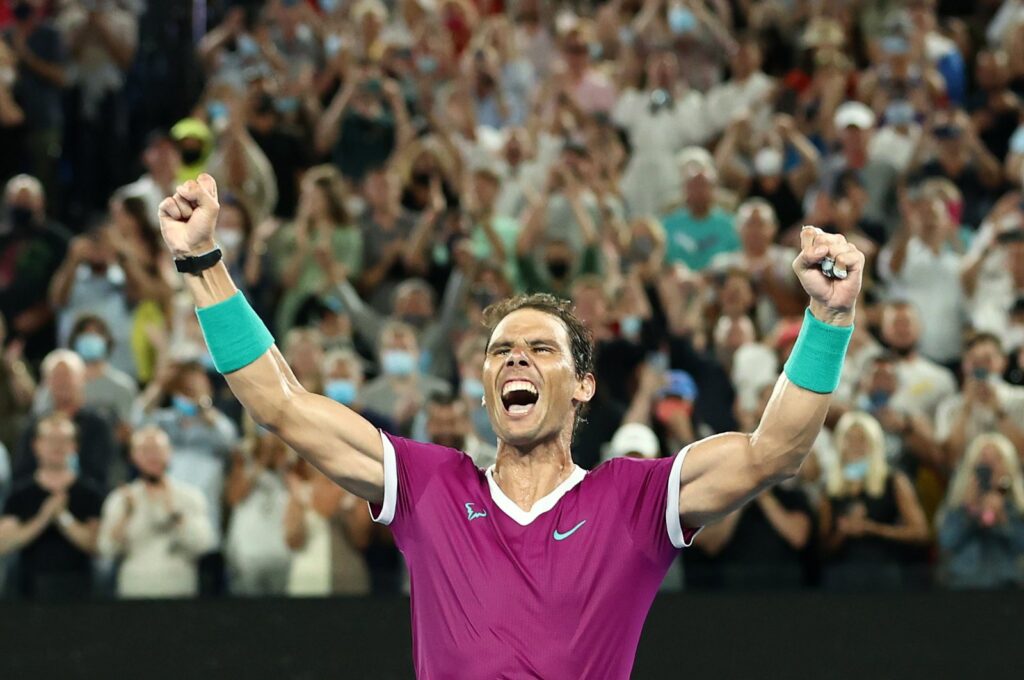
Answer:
[553,520,587,541]
[465,503,488,521]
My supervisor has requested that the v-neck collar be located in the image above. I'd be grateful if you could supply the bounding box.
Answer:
[484,464,587,526]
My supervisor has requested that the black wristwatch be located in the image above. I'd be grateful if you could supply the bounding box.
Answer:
[174,245,223,275]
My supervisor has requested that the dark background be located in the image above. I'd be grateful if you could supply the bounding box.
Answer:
[1,591,1019,679]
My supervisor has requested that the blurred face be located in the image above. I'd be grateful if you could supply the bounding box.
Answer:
[866,361,899,395]
[964,340,1005,378]
[131,431,172,480]
[426,401,471,450]
[571,285,608,329]
[306,183,331,219]
[977,444,1008,480]
[473,173,500,210]
[840,126,869,152]
[48,362,85,410]
[720,274,755,316]
[176,367,212,400]
[5,178,44,217]
[381,327,419,354]
[363,170,397,209]
[325,357,363,387]
[684,170,714,210]
[563,36,590,71]
[217,203,247,253]
[739,206,776,254]
[34,418,76,469]
[394,287,434,324]
[731,42,761,79]
[504,129,527,166]
[143,139,181,175]
[840,424,870,463]
[975,52,1007,91]
[881,306,920,352]
[647,52,677,89]
[287,338,324,379]
[483,309,594,447]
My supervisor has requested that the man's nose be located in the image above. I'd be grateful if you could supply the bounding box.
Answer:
[505,348,530,367]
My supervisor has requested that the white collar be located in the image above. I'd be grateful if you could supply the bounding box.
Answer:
[484,464,587,526]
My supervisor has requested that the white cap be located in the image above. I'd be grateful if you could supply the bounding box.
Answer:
[834,101,876,130]
[754,148,783,176]
[605,423,660,461]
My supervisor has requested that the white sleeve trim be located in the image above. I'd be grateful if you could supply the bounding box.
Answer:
[369,430,398,526]
[666,445,702,549]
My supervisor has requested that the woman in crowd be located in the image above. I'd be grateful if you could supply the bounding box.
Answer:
[819,411,929,590]
[937,433,1024,589]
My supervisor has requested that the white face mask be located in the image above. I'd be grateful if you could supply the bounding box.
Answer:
[219,229,244,253]
[754,148,783,177]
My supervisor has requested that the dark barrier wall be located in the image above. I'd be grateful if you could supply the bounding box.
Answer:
[1,592,1020,679]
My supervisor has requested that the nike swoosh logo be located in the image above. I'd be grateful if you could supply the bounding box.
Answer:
[553,520,587,541]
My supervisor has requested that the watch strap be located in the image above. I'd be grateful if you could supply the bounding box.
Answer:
[175,246,223,275]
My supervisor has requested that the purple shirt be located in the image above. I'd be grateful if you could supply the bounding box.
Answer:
[370,432,700,679]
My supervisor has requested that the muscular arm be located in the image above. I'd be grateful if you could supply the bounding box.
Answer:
[159,177,386,503]
[678,229,863,527]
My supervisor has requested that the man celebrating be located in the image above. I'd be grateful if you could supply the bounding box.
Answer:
[159,175,863,678]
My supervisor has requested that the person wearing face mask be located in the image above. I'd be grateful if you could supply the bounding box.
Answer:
[321,348,395,433]
[867,98,923,173]
[33,315,137,445]
[170,117,214,182]
[48,222,139,377]
[356,321,450,436]
[0,174,69,364]
[0,413,102,600]
[98,425,214,598]
[819,411,929,590]
[132,360,238,550]
[935,333,1024,471]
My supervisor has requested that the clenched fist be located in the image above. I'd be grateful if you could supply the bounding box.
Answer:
[158,174,220,258]
[792,226,865,326]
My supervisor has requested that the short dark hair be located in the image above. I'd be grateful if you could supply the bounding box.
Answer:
[965,331,1003,354]
[482,294,595,435]
[69,314,114,352]
[482,293,594,380]
[427,392,463,410]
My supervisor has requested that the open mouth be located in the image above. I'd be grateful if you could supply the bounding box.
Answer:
[501,379,539,416]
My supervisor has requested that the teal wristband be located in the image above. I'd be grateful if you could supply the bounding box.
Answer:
[195,292,274,374]
[783,308,854,394]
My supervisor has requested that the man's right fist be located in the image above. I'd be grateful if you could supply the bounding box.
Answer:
[158,174,220,258]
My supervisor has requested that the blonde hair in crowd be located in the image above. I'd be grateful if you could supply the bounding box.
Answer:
[827,411,888,499]
[941,433,1024,516]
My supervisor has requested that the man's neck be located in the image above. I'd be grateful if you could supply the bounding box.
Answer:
[84,362,106,380]
[687,202,712,220]
[494,436,575,512]
[36,467,72,491]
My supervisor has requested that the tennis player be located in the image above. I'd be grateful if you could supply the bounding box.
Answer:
[159,175,863,679]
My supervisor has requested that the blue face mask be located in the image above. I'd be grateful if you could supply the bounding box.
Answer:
[74,332,108,363]
[67,451,79,475]
[416,55,438,75]
[668,6,698,35]
[885,100,916,126]
[172,395,199,418]
[842,458,870,482]
[275,96,300,114]
[320,0,339,13]
[461,377,485,400]
[620,315,642,338]
[382,350,417,377]
[207,100,229,127]
[325,379,358,406]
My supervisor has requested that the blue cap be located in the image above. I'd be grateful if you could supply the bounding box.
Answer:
[659,370,698,401]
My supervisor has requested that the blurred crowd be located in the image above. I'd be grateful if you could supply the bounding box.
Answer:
[2,0,1024,600]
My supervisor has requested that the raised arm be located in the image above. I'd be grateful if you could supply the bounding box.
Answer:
[158,175,385,503]
[677,227,864,527]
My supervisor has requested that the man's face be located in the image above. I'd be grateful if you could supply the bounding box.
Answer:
[840,126,869,152]
[483,309,594,447]
[363,170,397,208]
[720,274,754,314]
[881,306,920,351]
[48,362,84,411]
[176,367,212,400]
[739,207,776,253]
[34,419,76,469]
[326,358,363,387]
[6,181,44,218]
[964,341,1005,379]
[866,361,899,395]
[684,170,714,208]
[286,339,324,380]
[131,431,172,479]
[394,288,433,321]
[570,285,608,329]
[473,173,500,210]
[426,402,470,450]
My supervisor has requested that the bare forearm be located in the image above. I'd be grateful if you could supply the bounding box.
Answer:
[59,518,98,554]
[284,498,307,549]
[0,515,49,555]
[48,260,80,307]
[757,495,811,549]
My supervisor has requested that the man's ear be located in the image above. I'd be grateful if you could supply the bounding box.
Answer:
[573,373,596,405]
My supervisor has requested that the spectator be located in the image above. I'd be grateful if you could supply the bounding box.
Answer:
[48,223,139,377]
[558,26,616,116]
[0,39,26,184]
[284,458,372,596]
[357,321,450,435]
[281,327,326,395]
[15,350,115,489]
[877,190,967,367]
[936,433,1024,589]
[819,411,929,590]
[708,199,802,332]
[117,130,183,224]
[0,413,101,600]
[874,301,957,420]
[132,360,238,545]
[612,47,708,216]
[0,311,35,452]
[98,425,214,598]
[962,195,1024,348]
[224,428,292,597]
[321,348,395,432]
[423,392,496,469]
[451,334,496,446]
[935,333,1024,470]
[270,165,362,334]
[2,0,68,200]
[660,162,738,272]
[56,0,138,221]
[704,36,775,136]
[246,91,311,219]
[33,315,137,443]
[0,174,69,363]
[967,49,1020,161]
[868,98,923,174]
